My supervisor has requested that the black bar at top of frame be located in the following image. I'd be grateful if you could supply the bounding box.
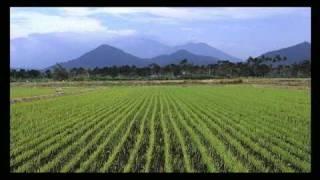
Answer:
[7,0,312,7]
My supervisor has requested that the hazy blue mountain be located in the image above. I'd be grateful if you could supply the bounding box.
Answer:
[11,32,242,69]
[150,49,219,66]
[55,44,151,69]
[49,45,219,69]
[10,35,169,69]
[167,42,242,62]
[109,37,171,58]
[11,33,242,69]
[10,32,106,69]
[110,39,241,61]
[259,41,311,65]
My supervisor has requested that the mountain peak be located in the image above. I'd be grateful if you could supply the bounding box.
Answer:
[109,37,170,58]
[259,41,311,65]
[172,49,193,55]
[298,41,311,47]
[53,44,149,69]
[95,44,118,51]
[180,42,212,49]
[185,42,207,46]
[151,49,219,66]
[172,42,241,62]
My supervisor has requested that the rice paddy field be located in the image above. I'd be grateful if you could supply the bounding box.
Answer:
[10,83,311,173]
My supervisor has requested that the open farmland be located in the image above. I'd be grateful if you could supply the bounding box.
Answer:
[10,84,311,172]
[10,86,57,99]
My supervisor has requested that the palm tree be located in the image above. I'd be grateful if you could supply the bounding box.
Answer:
[179,59,189,75]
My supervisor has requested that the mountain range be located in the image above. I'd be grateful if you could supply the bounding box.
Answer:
[56,44,150,69]
[109,37,171,58]
[11,35,242,69]
[54,45,220,69]
[54,41,310,69]
[10,33,104,69]
[167,42,241,62]
[110,38,241,62]
[150,49,219,66]
[10,33,311,69]
[260,41,311,65]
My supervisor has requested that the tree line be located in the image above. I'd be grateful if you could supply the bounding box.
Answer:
[10,56,310,82]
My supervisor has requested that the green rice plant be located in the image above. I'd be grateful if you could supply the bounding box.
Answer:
[10,85,311,173]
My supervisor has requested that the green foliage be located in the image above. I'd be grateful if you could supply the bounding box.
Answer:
[10,57,310,82]
[52,64,69,81]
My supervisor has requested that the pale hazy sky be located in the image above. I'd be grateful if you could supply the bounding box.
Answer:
[10,7,311,59]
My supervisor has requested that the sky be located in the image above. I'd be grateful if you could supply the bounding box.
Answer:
[10,7,311,59]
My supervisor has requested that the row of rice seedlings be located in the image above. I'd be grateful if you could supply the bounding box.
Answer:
[190,87,310,157]
[14,95,135,173]
[60,92,145,172]
[38,92,142,172]
[98,93,151,172]
[11,89,130,146]
[75,94,148,172]
[143,92,158,172]
[180,88,300,171]
[11,90,128,161]
[123,94,155,172]
[10,91,130,171]
[200,90,310,165]
[199,87,310,145]
[148,94,166,172]
[158,91,173,172]
[162,92,192,172]
[167,90,247,172]
[172,88,272,172]
[165,91,217,172]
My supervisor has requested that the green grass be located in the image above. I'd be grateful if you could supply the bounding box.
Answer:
[10,84,311,172]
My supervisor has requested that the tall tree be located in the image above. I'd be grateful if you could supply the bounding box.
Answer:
[52,64,69,81]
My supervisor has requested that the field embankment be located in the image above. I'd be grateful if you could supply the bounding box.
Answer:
[10,78,310,87]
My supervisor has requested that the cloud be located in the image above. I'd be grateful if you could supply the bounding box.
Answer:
[10,7,309,39]
[10,8,136,39]
[60,7,309,23]
[180,27,193,31]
